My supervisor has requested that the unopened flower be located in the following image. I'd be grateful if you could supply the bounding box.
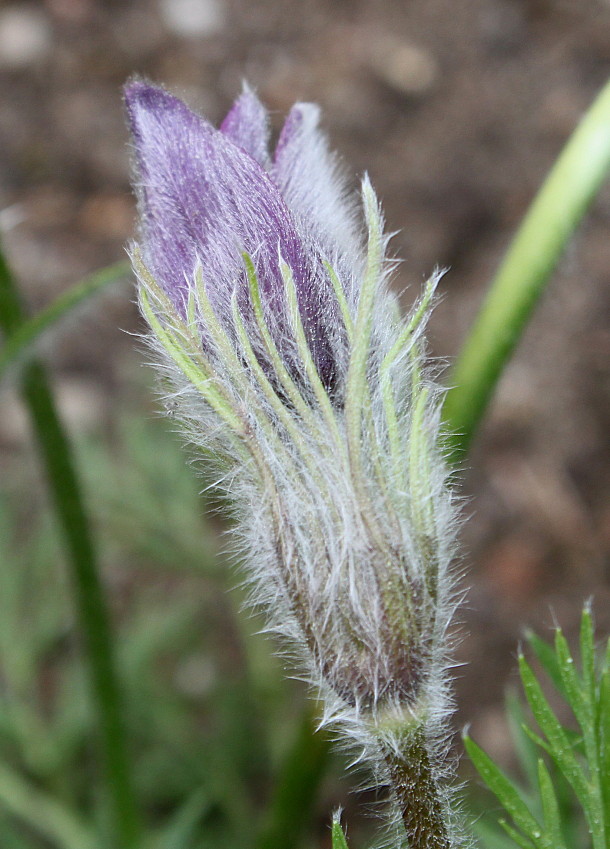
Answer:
[126,80,463,848]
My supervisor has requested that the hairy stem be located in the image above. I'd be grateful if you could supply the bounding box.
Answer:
[381,727,451,849]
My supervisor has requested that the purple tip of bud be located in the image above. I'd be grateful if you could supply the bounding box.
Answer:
[220,83,271,170]
[125,80,338,388]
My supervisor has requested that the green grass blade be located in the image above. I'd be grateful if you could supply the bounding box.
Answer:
[0,761,97,849]
[524,631,567,700]
[0,249,141,848]
[0,261,129,380]
[599,659,610,839]
[498,820,536,849]
[553,629,587,731]
[579,607,596,708]
[443,76,610,460]
[553,621,604,847]
[152,788,210,849]
[331,815,350,849]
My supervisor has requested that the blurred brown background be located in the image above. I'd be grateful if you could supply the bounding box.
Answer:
[0,0,609,769]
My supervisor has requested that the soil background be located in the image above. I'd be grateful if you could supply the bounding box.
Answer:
[0,0,609,787]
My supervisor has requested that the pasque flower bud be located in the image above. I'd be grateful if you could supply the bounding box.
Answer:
[126,80,464,849]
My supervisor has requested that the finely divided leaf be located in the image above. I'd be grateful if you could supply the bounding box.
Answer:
[518,655,591,815]
[524,631,566,700]
[536,759,566,849]
[464,735,546,847]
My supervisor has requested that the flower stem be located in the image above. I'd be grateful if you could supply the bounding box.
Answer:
[381,726,451,849]
[443,75,610,461]
[0,250,141,847]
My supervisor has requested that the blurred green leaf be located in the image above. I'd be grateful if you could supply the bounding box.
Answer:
[0,248,140,846]
[443,76,610,459]
[256,707,329,849]
[152,788,210,849]
[0,761,97,849]
[78,416,219,575]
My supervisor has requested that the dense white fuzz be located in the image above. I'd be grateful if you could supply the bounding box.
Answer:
[134,176,467,848]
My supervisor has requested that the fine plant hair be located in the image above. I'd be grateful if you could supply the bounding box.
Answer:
[126,81,468,849]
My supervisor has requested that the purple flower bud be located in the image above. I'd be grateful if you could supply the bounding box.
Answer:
[124,80,360,391]
[126,81,464,848]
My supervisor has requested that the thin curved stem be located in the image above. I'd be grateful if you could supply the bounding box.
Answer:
[0,261,129,379]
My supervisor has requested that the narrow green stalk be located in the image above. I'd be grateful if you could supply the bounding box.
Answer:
[0,251,141,847]
[443,76,610,460]
[0,261,129,379]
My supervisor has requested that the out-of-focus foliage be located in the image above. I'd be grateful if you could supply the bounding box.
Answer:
[0,415,337,849]
[466,608,608,849]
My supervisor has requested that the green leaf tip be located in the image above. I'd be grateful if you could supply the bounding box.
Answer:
[331,814,350,849]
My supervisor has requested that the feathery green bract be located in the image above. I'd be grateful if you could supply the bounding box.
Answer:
[466,607,608,849]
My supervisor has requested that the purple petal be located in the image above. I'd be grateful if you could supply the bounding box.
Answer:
[125,81,336,384]
[126,82,295,308]
[220,84,271,169]
[273,103,363,282]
